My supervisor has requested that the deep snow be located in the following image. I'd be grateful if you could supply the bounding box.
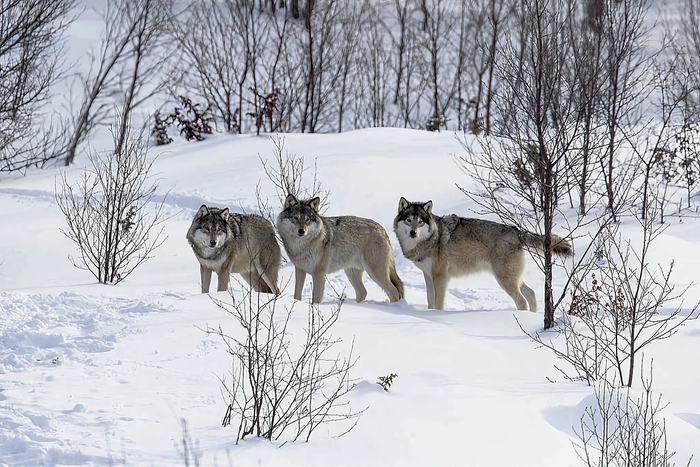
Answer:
[1,129,699,466]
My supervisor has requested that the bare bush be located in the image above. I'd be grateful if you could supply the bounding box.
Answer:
[527,201,698,387]
[208,285,363,443]
[574,366,682,467]
[0,0,74,172]
[56,112,167,284]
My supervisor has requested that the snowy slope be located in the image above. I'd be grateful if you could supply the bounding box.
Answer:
[1,129,699,466]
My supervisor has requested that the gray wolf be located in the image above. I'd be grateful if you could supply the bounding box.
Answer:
[393,197,571,311]
[277,194,404,304]
[187,205,281,294]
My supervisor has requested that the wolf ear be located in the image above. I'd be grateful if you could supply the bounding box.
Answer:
[423,200,433,214]
[195,204,209,219]
[284,194,298,209]
[220,207,229,221]
[308,196,321,212]
[398,197,410,212]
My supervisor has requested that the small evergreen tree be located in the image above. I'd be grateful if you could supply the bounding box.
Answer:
[151,110,172,145]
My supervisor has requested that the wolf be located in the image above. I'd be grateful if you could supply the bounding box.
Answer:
[277,194,404,304]
[393,197,571,311]
[187,204,281,294]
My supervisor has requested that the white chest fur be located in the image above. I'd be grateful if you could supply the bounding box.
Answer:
[198,256,227,272]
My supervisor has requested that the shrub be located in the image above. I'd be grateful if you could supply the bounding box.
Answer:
[166,96,213,142]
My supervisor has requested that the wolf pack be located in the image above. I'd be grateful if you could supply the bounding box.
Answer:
[187,194,572,311]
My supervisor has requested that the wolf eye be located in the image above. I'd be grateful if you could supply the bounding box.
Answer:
[404,218,411,224]
[417,220,425,226]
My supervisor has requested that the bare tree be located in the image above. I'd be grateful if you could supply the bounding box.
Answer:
[56,111,167,284]
[634,63,692,222]
[113,0,171,155]
[0,0,74,172]
[420,0,456,126]
[64,0,169,166]
[482,0,512,134]
[377,0,425,128]
[333,1,363,132]
[569,0,606,215]
[209,285,363,442]
[598,0,654,219]
[460,0,587,329]
[170,0,258,134]
[358,5,394,128]
[299,0,345,133]
[262,5,297,132]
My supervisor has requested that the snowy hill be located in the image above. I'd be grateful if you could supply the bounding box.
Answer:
[1,129,699,466]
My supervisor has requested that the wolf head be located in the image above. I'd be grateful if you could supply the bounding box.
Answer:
[277,194,321,238]
[394,197,434,242]
[191,204,230,249]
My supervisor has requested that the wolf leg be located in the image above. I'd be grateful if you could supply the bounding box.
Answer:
[200,265,212,293]
[492,252,529,310]
[311,272,326,304]
[432,273,449,310]
[423,272,436,309]
[294,266,307,300]
[365,265,401,303]
[216,268,230,292]
[493,273,528,310]
[345,268,367,303]
[520,283,537,312]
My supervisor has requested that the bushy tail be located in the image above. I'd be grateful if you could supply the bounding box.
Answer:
[258,277,274,294]
[522,232,572,256]
[390,262,405,299]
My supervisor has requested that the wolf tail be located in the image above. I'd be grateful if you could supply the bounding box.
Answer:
[390,262,405,299]
[522,231,572,256]
[258,277,274,294]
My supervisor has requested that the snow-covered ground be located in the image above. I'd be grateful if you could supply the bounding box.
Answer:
[1,129,700,466]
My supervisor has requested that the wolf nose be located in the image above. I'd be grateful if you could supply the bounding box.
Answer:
[409,230,416,238]
[209,239,217,247]
[298,229,305,236]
